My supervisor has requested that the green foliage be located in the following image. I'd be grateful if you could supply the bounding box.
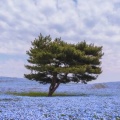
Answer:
[24,34,103,84]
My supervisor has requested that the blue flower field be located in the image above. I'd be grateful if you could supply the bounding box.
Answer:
[0,77,120,120]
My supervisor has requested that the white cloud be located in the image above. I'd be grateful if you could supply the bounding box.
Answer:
[0,59,27,77]
[0,40,30,55]
[0,0,120,81]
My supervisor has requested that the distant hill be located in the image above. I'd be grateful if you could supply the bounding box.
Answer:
[0,76,120,96]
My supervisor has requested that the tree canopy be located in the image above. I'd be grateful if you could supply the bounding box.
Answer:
[24,34,104,96]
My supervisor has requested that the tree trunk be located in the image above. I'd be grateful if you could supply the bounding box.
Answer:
[48,82,60,96]
[47,72,68,96]
[48,73,60,96]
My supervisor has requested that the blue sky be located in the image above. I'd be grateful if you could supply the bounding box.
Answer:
[0,0,120,83]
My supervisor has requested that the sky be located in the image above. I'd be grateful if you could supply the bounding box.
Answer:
[0,0,120,83]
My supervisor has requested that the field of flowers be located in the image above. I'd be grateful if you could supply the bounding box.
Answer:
[0,77,120,120]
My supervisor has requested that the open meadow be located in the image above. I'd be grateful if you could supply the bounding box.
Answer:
[0,77,120,120]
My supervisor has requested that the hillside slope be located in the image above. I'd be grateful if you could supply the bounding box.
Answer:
[0,76,120,96]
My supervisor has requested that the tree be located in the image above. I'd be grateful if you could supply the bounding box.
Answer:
[24,34,104,96]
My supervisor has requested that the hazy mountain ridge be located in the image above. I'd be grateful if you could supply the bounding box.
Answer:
[0,76,120,94]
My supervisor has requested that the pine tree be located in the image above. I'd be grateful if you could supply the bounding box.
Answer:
[24,34,104,96]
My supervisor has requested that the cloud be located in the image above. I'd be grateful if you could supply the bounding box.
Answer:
[0,0,120,81]
[1,0,120,45]
[0,59,27,77]
[0,40,30,55]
